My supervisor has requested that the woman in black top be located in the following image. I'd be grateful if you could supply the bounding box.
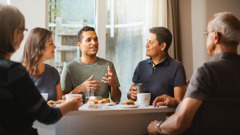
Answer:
[0,4,82,135]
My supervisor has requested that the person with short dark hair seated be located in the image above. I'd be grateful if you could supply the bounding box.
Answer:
[128,27,187,106]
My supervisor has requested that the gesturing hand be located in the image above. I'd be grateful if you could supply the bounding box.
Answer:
[152,94,178,108]
[101,66,117,87]
[81,75,100,88]
[73,75,100,94]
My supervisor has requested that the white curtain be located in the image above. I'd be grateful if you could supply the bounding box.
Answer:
[0,0,9,4]
[145,0,168,28]
[144,0,176,58]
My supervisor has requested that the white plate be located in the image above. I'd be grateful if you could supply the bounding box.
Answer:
[118,104,139,108]
[106,102,116,106]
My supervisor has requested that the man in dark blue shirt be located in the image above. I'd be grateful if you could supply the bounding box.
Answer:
[127,27,187,105]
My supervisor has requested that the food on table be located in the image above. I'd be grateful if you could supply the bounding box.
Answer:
[87,98,110,104]
[87,98,110,109]
[47,100,66,106]
[47,100,56,106]
[98,98,110,104]
[122,99,135,105]
[88,99,98,104]
[56,100,66,104]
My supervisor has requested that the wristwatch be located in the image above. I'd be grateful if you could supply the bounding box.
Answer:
[156,121,163,134]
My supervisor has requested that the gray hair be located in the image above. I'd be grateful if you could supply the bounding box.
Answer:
[210,12,240,46]
[0,4,25,56]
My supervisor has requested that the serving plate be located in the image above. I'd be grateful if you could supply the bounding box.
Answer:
[117,104,139,108]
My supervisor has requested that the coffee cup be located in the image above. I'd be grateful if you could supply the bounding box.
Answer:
[66,94,82,101]
[137,93,151,107]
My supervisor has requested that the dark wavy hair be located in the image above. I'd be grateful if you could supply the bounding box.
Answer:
[22,27,52,79]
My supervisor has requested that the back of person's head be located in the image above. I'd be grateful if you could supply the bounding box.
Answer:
[149,27,172,52]
[22,27,52,77]
[77,26,95,42]
[210,12,240,46]
[0,4,25,57]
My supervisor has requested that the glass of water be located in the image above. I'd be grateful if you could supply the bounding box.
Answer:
[84,87,95,103]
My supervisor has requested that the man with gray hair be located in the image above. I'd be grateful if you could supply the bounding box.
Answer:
[148,12,240,135]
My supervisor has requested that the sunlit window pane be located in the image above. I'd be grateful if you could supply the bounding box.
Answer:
[49,0,95,73]
[106,0,145,102]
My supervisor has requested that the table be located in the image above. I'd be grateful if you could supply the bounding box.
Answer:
[33,104,175,135]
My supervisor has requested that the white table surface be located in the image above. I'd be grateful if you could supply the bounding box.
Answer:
[34,104,175,135]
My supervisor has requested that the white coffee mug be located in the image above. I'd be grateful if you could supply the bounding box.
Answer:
[66,94,82,101]
[137,93,151,107]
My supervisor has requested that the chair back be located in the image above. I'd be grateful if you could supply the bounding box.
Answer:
[183,97,240,135]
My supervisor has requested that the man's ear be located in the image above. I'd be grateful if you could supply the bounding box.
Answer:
[77,42,81,49]
[161,42,167,51]
[214,32,221,44]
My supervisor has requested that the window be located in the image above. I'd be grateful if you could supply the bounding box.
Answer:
[48,0,96,73]
[105,0,145,102]
[49,0,166,102]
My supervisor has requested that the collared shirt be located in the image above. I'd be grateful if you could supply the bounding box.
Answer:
[132,54,186,104]
[185,52,240,100]
[150,56,166,69]
[183,52,240,135]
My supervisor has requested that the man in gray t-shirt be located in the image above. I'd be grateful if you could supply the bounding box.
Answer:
[61,26,121,103]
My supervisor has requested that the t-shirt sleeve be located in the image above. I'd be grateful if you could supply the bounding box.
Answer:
[110,62,120,87]
[53,67,60,85]
[48,65,60,86]
[184,65,213,101]
[61,65,73,92]
[132,63,140,83]
[173,63,187,87]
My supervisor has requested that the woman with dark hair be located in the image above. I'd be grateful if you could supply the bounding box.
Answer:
[0,4,82,135]
[22,27,61,101]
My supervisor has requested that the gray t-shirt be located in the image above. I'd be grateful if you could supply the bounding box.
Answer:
[31,64,60,101]
[61,57,120,98]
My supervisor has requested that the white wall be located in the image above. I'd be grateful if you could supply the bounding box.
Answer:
[191,0,208,70]
[179,0,193,80]
[180,0,240,80]
[10,0,48,62]
[206,0,240,54]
